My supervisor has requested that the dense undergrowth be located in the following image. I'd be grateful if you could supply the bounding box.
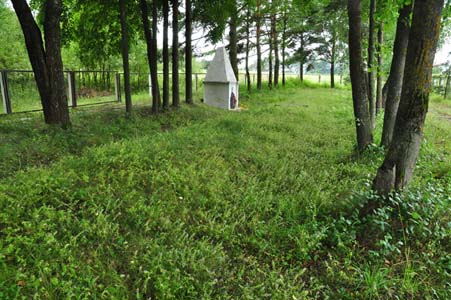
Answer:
[0,81,450,299]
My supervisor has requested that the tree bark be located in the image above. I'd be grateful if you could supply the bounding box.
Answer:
[273,13,279,87]
[172,0,180,107]
[268,28,273,90]
[368,0,376,129]
[163,0,170,110]
[282,13,287,86]
[380,4,412,147]
[256,0,262,90]
[151,0,161,112]
[330,39,336,88]
[245,6,251,92]
[347,0,373,152]
[376,23,383,114]
[382,76,389,107]
[373,0,444,196]
[119,0,132,114]
[11,0,70,127]
[300,62,304,82]
[139,0,160,113]
[229,2,239,81]
[185,0,193,104]
[445,73,451,99]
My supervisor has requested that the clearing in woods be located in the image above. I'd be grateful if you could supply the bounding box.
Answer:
[0,83,450,299]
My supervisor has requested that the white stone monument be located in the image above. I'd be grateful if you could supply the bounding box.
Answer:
[204,47,239,110]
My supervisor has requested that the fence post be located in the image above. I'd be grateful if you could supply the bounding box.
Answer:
[115,72,121,102]
[68,71,77,108]
[0,70,12,114]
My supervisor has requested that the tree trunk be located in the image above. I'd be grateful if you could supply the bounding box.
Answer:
[245,6,251,93]
[11,0,70,127]
[256,0,262,90]
[282,13,287,86]
[273,13,279,87]
[229,2,239,81]
[376,23,383,114]
[185,0,193,103]
[139,0,160,113]
[152,0,161,112]
[373,0,444,196]
[268,29,273,90]
[172,0,180,107]
[382,77,389,107]
[368,0,376,129]
[445,73,451,99]
[119,0,132,114]
[163,0,170,110]
[300,62,304,82]
[380,4,412,147]
[347,0,373,152]
[330,39,336,88]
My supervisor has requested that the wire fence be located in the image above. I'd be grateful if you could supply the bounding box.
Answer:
[0,69,351,115]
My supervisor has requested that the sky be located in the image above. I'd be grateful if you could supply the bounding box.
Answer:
[435,41,451,65]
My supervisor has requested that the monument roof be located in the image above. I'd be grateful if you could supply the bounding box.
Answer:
[204,47,237,84]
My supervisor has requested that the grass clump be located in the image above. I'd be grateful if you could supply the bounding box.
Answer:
[0,82,450,299]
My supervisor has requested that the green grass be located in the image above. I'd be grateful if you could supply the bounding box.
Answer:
[0,80,450,299]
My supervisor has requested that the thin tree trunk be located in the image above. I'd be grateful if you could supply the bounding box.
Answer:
[382,76,389,107]
[445,73,451,99]
[229,2,239,80]
[140,0,160,113]
[273,13,279,87]
[347,0,373,152]
[268,29,273,90]
[282,13,287,86]
[330,39,336,88]
[380,4,412,147]
[368,0,376,128]
[256,0,262,90]
[245,6,251,92]
[185,0,193,103]
[299,34,305,82]
[11,0,70,127]
[119,0,132,114]
[152,0,161,112]
[163,0,170,109]
[300,62,304,82]
[172,0,180,107]
[373,0,444,196]
[376,23,383,114]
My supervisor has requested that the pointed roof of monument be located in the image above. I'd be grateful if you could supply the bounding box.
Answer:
[204,47,237,83]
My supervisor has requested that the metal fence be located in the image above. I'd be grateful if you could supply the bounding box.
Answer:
[0,69,341,115]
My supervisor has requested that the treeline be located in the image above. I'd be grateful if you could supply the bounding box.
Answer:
[2,0,355,125]
[346,0,449,199]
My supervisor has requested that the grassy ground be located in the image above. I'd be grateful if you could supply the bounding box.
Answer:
[0,80,450,299]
